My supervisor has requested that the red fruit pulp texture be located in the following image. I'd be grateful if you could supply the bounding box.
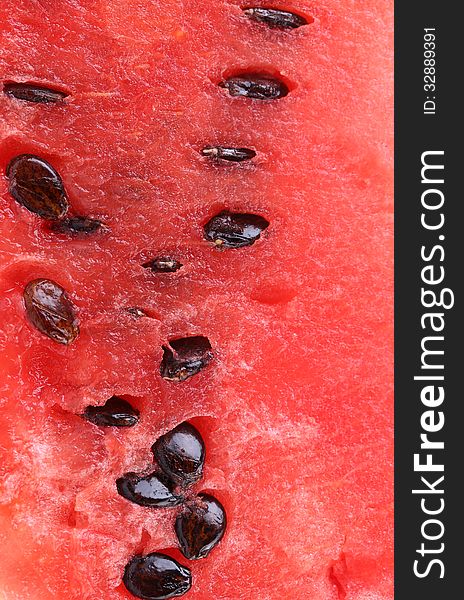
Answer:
[0,1,393,599]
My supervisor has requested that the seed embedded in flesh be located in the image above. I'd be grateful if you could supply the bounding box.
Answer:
[3,82,68,103]
[160,336,213,382]
[82,396,139,427]
[6,154,68,220]
[204,210,269,248]
[116,471,183,508]
[123,553,191,600]
[219,74,289,100]
[175,493,227,560]
[23,279,79,345]
[143,257,183,273]
[49,216,103,235]
[201,146,257,162]
[127,307,148,318]
[152,422,205,487]
[243,7,310,29]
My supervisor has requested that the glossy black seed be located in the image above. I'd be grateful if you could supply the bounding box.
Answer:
[152,422,205,486]
[160,336,213,382]
[123,553,191,600]
[116,471,183,508]
[82,396,140,427]
[201,146,257,162]
[6,154,68,220]
[49,216,102,235]
[219,74,289,100]
[175,493,227,560]
[204,210,269,248]
[23,279,79,344]
[143,257,183,273]
[3,82,68,103]
[243,7,309,29]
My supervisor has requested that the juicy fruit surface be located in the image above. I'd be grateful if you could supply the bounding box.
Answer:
[0,1,393,599]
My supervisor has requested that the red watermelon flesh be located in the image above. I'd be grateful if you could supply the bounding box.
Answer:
[0,0,393,599]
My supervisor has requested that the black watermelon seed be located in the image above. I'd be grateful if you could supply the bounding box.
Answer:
[201,146,257,162]
[219,74,289,100]
[6,154,68,220]
[204,210,269,248]
[116,471,183,508]
[175,493,227,560]
[82,397,139,427]
[49,216,103,235]
[152,422,205,487]
[143,257,183,273]
[160,336,213,382]
[3,82,68,103]
[123,553,191,600]
[23,279,79,345]
[243,7,309,29]
[127,307,149,318]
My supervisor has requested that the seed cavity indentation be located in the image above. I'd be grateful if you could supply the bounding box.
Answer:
[123,552,191,600]
[117,471,183,508]
[160,336,213,382]
[82,396,139,427]
[127,307,149,318]
[201,146,257,162]
[219,74,289,100]
[243,7,311,29]
[3,82,68,104]
[152,422,206,487]
[175,493,227,560]
[7,154,68,220]
[204,210,269,248]
[23,278,79,345]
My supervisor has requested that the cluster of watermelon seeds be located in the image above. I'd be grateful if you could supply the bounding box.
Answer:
[2,5,313,599]
[117,422,227,598]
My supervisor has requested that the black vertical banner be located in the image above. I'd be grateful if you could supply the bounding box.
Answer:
[395,2,461,598]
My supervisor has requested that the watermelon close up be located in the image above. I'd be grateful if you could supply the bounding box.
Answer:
[0,1,393,599]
